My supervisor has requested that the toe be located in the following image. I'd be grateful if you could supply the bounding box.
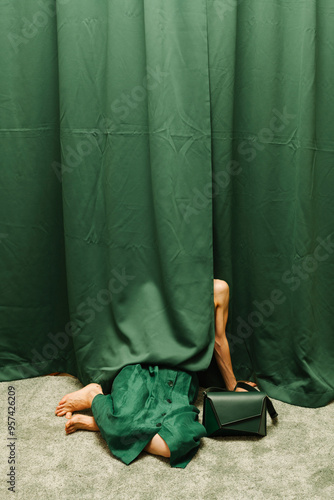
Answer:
[65,419,76,434]
[65,421,72,431]
[66,412,72,419]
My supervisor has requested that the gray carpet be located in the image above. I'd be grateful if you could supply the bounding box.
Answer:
[0,375,333,500]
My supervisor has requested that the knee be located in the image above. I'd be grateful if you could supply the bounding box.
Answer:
[214,279,229,306]
[159,436,171,457]
[144,434,171,458]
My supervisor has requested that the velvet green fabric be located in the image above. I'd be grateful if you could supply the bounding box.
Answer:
[0,0,333,408]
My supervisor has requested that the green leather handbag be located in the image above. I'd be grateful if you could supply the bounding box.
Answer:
[202,382,278,437]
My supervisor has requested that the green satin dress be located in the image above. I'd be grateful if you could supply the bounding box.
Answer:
[91,363,207,468]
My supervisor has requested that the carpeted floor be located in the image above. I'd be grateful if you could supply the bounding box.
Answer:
[0,375,333,500]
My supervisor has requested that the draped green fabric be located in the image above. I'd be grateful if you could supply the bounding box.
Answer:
[0,0,333,408]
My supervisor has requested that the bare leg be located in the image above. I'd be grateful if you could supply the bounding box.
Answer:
[55,383,103,416]
[213,279,256,392]
[144,434,171,458]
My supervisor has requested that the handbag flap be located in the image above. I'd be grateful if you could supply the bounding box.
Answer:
[207,391,266,427]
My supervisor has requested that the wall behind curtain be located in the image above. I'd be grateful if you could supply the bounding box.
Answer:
[0,0,333,407]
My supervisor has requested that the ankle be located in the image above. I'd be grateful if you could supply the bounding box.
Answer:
[225,378,237,391]
[88,385,103,405]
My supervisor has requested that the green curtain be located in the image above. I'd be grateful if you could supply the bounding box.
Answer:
[0,0,333,408]
[208,0,334,407]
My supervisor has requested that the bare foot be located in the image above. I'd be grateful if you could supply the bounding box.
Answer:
[238,380,257,387]
[235,381,258,392]
[65,414,100,434]
[55,383,102,416]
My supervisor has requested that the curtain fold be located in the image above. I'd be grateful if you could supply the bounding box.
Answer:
[0,0,74,380]
[208,0,334,407]
[0,0,333,406]
[57,0,214,391]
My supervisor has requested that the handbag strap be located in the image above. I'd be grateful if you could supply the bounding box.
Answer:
[203,384,278,420]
